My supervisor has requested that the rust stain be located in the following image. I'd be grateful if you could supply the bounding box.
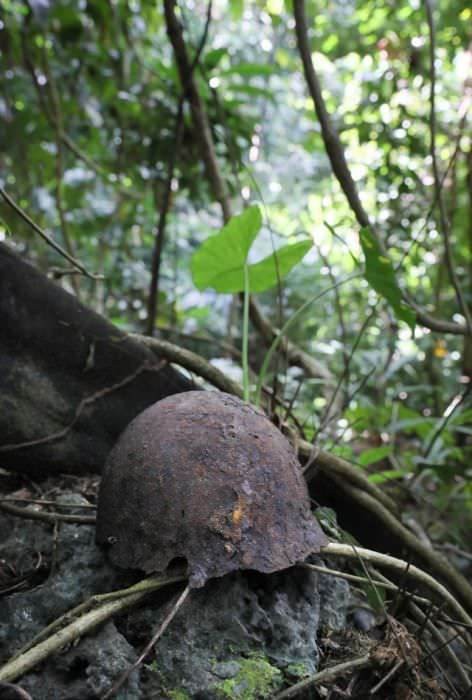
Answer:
[232,496,245,527]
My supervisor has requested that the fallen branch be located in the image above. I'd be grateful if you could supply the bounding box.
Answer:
[274,653,372,699]
[325,474,472,615]
[0,500,95,525]
[0,574,186,683]
[1,540,469,686]
[320,543,472,628]
[102,584,191,698]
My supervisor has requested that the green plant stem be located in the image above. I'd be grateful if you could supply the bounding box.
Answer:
[255,273,361,405]
[243,264,250,402]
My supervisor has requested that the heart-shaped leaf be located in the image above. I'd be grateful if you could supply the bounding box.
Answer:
[191,205,262,292]
[191,206,313,293]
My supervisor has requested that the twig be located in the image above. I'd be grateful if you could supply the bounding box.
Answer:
[321,542,472,627]
[0,498,96,509]
[102,584,191,698]
[300,439,397,514]
[0,574,186,683]
[369,660,404,696]
[273,654,372,699]
[409,600,471,689]
[0,187,101,280]
[0,361,166,453]
[292,0,468,337]
[327,473,472,615]
[423,0,471,332]
[435,544,472,563]
[131,334,244,397]
[0,574,186,680]
[301,562,432,608]
[422,382,471,459]
[147,2,213,336]
[0,501,95,525]
[42,50,80,297]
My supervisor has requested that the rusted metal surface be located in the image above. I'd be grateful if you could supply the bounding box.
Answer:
[96,391,328,587]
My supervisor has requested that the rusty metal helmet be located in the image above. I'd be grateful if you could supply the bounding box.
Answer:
[96,391,328,587]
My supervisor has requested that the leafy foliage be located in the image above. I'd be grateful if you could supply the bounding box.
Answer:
[0,0,470,543]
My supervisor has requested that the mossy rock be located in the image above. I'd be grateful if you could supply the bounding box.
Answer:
[167,690,191,700]
[214,656,283,699]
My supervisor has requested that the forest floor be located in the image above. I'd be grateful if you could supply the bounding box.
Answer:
[0,468,470,699]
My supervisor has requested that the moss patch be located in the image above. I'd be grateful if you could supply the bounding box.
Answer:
[285,662,310,679]
[167,690,191,700]
[214,655,283,699]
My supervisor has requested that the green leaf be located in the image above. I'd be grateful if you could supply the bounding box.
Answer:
[358,445,392,466]
[205,48,227,72]
[359,227,416,330]
[247,240,313,292]
[191,206,313,293]
[368,469,409,484]
[191,205,262,292]
[229,0,244,20]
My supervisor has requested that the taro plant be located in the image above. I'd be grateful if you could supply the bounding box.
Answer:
[190,205,313,402]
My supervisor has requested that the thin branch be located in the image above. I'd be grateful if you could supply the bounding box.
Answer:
[131,334,244,397]
[0,361,165,453]
[274,654,373,699]
[409,600,471,689]
[146,103,185,335]
[0,187,101,279]
[292,0,468,337]
[422,382,471,459]
[0,501,95,525]
[0,574,185,683]
[423,0,471,332]
[302,562,432,607]
[147,1,213,336]
[102,584,191,698]
[42,51,80,296]
[322,472,472,615]
[321,542,472,627]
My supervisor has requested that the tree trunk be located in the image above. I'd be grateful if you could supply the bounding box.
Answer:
[0,243,193,476]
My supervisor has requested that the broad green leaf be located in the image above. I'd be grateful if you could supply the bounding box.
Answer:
[359,227,416,330]
[358,445,392,466]
[191,205,262,292]
[247,240,313,292]
[191,206,312,293]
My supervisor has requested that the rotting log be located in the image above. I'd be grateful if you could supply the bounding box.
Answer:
[0,242,193,476]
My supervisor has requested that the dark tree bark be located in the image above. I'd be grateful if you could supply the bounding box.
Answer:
[0,243,193,476]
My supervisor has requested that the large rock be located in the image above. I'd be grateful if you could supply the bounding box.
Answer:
[0,492,349,699]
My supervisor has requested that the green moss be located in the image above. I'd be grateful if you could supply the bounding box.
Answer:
[167,690,191,700]
[214,655,283,699]
[285,662,310,679]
